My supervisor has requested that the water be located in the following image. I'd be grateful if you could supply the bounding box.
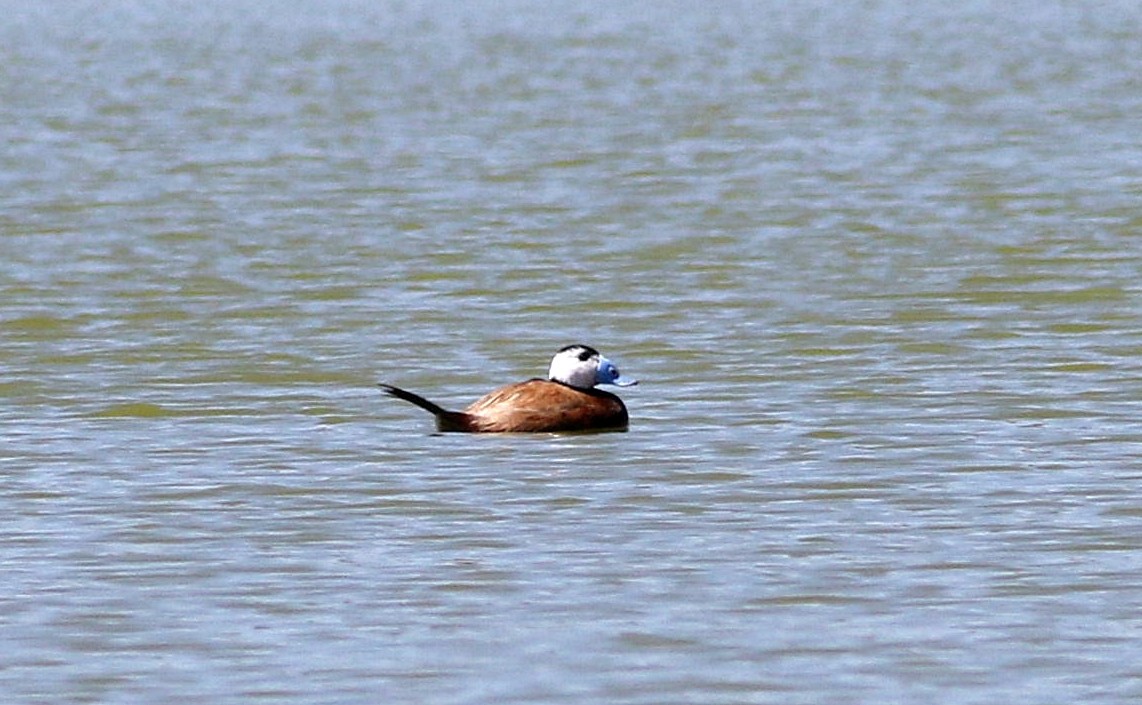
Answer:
[3,1,1142,703]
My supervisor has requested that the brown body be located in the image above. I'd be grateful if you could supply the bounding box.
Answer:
[380,378,629,433]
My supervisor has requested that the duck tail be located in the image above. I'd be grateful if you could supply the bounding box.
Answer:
[379,384,450,416]
[378,384,469,431]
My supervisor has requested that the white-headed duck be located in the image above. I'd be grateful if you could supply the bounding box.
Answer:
[379,344,638,433]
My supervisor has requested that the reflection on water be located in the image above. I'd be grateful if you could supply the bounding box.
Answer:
[3,1,1142,703]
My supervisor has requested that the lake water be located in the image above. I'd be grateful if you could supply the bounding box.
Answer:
[3,1,1142,703]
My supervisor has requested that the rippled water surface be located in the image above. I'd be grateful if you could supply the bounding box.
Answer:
[3,1,1142,703]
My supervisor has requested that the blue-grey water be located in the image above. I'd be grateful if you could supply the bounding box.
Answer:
[3,1,1142,703]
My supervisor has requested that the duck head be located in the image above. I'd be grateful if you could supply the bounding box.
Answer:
[547,344,638,390]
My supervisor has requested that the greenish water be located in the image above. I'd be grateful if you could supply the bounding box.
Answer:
[3,1,1142,703]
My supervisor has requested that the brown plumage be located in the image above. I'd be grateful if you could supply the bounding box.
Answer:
[379,379,629,433]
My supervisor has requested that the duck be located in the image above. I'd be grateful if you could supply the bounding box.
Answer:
[379,344,638,433]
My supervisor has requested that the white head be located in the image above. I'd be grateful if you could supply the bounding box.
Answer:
[547,344,638,390]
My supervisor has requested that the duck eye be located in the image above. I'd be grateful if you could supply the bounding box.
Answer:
[578,350,592,361]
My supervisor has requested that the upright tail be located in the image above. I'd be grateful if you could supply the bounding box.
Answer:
[379,384,451,416]
[379,384,468,431]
